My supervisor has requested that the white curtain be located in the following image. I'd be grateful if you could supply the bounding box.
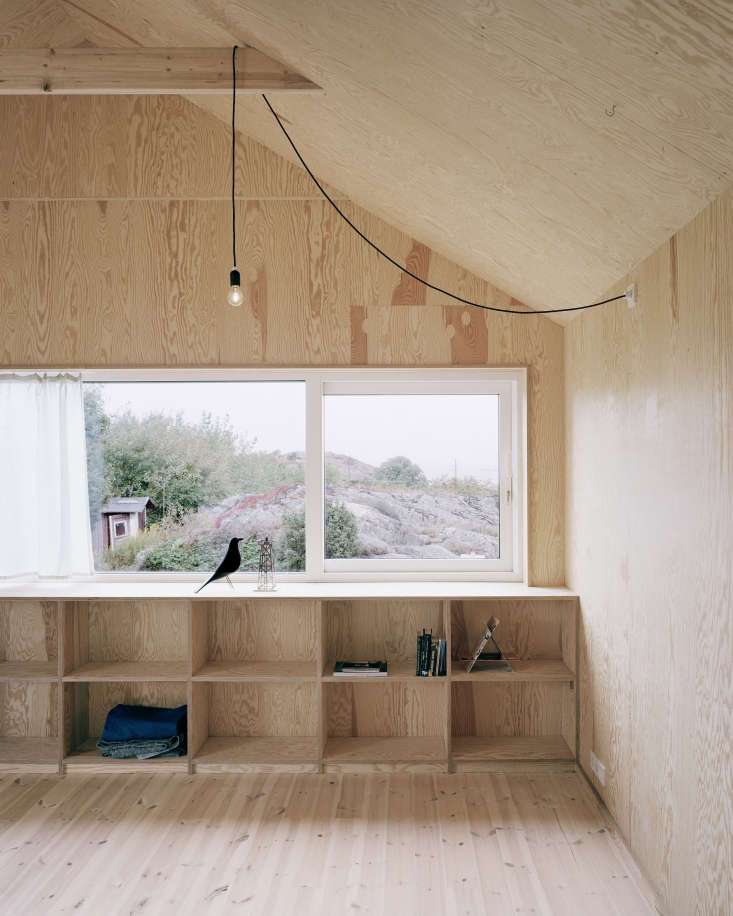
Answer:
[0,374,93,577]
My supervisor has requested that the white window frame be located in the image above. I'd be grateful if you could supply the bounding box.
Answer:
[80,367,526,583]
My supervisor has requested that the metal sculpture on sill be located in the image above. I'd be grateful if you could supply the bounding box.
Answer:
[194,537,243,593]
[256,536,276,591]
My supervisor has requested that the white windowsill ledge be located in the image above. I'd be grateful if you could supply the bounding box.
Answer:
[0,580,576,600]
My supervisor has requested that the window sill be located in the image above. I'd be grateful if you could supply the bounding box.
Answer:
[0,580,576,600]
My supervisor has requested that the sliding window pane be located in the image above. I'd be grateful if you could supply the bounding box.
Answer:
[323,394,500,560]
[83,382,305,572]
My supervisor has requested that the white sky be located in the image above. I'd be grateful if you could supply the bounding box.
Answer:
[96,382,305,453]
[325,394,498,481]
[94,383,498,481]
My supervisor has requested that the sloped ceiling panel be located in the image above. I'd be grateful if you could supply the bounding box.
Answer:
[4,0,733,322]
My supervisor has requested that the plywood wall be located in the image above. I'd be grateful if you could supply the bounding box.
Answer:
[565,186,733,913]
[0,95,564,585]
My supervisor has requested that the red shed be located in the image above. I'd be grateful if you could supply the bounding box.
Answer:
[101,497,155,551]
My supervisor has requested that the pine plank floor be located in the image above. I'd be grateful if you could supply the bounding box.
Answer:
[0,770,658,915]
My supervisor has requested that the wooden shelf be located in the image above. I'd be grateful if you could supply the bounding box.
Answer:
[194,736,320,764]
[0,601,58,682]
[324,736,447,762]
[64,738,188,773]
[193,660,318,681]
[451,659,575,682]
[322,659,444,681]
[0,736,58,763]
[64,661,189,681]
[452,736,574,761]
[0,660,58,681]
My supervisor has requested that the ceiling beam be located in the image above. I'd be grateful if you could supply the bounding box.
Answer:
[0,47,321,94]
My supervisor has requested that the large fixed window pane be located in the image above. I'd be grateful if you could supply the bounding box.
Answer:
[83,382,305,572]
[323,393,500,561]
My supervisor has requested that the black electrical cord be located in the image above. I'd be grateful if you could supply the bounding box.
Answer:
[261,92,626,316]
[231,45,238,270]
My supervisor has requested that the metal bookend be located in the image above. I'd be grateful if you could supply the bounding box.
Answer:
[471,632,513,673]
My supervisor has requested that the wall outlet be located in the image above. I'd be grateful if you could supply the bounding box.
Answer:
[590,750,606,786]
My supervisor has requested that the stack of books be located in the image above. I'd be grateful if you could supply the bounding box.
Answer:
[416,630,447,677]
[333,661,388,677]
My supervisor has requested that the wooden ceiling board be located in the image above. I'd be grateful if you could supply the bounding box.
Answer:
[0,0,89,49]
[0,47,321,93]
[2,0,732,322]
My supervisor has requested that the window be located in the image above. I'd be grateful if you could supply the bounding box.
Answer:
[82,369,524,580]
[324,384,502,569]
[84,379,306,573]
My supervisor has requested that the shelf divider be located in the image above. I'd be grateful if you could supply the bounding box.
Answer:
[443,599,453,769]
[317,600,326,771]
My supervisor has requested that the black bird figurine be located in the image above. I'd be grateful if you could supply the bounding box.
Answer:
[195,537,243,593]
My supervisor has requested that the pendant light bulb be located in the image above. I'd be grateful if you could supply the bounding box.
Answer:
[227,268,243,308]
[227,47,244,310]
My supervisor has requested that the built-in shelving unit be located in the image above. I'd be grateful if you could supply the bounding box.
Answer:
[0,585,577,774]
[0,600,60,772]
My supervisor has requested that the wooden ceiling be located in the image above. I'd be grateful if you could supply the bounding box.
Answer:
[2,0,732,322]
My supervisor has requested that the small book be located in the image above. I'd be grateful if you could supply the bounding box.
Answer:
[438,639,447,677]
[422,632,432,677]
[429,640,438,676]
[333,661,388,676]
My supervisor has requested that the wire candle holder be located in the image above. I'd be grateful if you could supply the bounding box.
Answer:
[255,536,276,591]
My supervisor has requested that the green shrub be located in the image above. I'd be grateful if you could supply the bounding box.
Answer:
[324,462,343,486]
[139,534,261,572]
[377,455,427,488]
[325,501,360,558]
[431,475,498,498]
[277,501,361,569]
[277,511,307,571]
[139,539,220,571]
[238,536,262,572]
[102,527,162,570]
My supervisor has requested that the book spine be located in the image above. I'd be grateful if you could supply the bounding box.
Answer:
[421,632,432,677]
[416,632,422,676]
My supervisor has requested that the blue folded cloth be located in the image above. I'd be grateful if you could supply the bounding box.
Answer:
[101,704,187,742]
[96,735,185,759]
